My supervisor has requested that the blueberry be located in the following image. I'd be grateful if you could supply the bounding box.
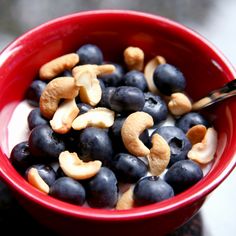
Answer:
[78,127,114,166]
[28,125,66,161]
[98,78,106,92]
[109,117,150,152]
[139,129,151,149]
[76,79,103,104]
[50,161,60,173]
[77,44,103,65]
[63,129,82,152]
[109,117,127,152]
[61,69,72,77]
[76,103,92,114]
[26,164,57,186]
[110,153,148,183]
[175,112,209,133]
[10,141,36,174]
[110,86,145,113]
[49,177,86,205]
[123,70,148,92]
[133,176,174,206]
[164,160,203,194]
[153,126,191,167]
[27,108,48,130]
[85,167,118,208]
[110,117,126,139]
[153,64,186,95]
[98,87,116,108]
[98,63,125,87]
[25,80,47,106]
[56,166,66,178]
[143,92,168,125]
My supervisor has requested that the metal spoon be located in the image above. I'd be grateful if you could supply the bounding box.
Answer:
[192,79,236,111]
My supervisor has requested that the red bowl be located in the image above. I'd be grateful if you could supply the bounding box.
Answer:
[0,10,236,236]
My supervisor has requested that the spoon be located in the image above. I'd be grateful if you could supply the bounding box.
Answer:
[192,79,236,111]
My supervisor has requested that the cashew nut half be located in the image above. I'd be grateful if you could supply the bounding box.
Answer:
[116,187,134,210]
[192,97,212,111]
[72,64,116,77]
[59,151,102,180]
[187,127,218,164]
[72,67,102,106]
[168,92,192,116]
[40,76,79,119]
[72,107,115,130]
[147,133,170,176]
[121,111,154,157]
[50,99,79,134]
[123,46,144,71]
[27,168,49,194]
[186,125,207,145]
[39,53,79,80]
[144,56,166,94]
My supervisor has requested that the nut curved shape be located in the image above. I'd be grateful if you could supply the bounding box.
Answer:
[72,64,115,106]
[147,133,170,176]
[187,127,217,164]
[50,99,80,134]
[72,107,115,130]
[192,97,212,111]
[121,111,154,157]
[144,55,166,94]
[186,125,207,145]
[59,151,102,180]
[40,76,79,119]
[72,64,116,77]
[72,67,102,106]
[116,187,134,210]
[124,46,144,71]
[39,53,79,80]
[27,168,50,194]
[168,92,192,116]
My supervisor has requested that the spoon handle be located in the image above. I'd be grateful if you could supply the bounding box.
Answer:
[192,79,236,111]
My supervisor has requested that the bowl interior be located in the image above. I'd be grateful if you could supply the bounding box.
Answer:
[0,10,236,220]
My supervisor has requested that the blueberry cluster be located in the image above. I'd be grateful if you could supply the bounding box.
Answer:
[10,44,212,209]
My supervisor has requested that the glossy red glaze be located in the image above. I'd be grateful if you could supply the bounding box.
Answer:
[0,10,236,235]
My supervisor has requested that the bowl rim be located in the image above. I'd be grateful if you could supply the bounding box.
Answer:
[1,9,236,221]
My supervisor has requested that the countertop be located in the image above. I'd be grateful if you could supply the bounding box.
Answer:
[0,0,236,235]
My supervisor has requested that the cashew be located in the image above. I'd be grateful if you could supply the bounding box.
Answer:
[144,56,166,94]
[27,168,49,194]
[40,76,79,119]
[72,64,116,77]
[192,97,212,111]
[116,187,134,210]
[72,107,115,130]
[121,112,154,157]
[72,65,115,107]
[59,151,102,180]
[50,99,79,134]
[147,133,170,176]
[72,67,102,106]
[187,127,217,164]
[168,93,192,116]
[39,53,79,80]
[186,125,207,145]
[123,46,144,71]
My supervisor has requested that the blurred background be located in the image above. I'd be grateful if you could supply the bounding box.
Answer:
[0,0,236,235]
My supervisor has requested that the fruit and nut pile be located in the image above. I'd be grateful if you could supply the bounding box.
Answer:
[10,44,218,210]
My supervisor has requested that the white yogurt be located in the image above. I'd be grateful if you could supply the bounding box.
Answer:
[6,99,215,211]
[7,100,34,156]
[7,100,212,177]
